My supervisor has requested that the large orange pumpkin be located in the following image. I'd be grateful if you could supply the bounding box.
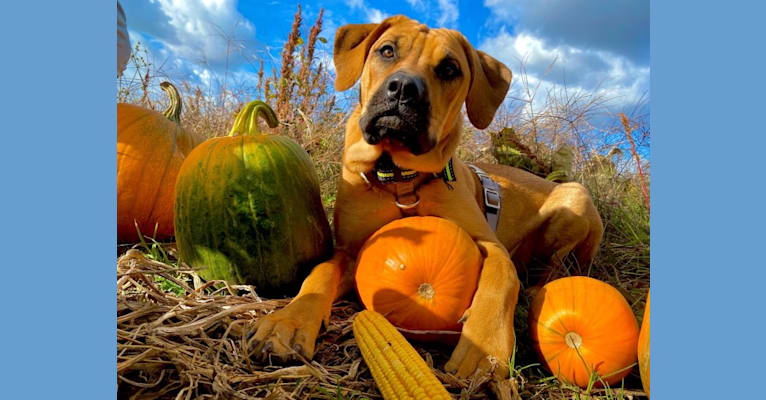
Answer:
[117,82,198,243]
[529,276,639,388]
[355,216,482,336]
[638,292,650,396]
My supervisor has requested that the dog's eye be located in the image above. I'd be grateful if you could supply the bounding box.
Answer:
[435,61,461,80]
[379,45,395,59]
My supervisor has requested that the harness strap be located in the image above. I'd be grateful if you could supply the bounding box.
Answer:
[467,164,502,232]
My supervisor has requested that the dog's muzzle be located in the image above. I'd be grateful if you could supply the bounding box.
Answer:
[359,71,433,155]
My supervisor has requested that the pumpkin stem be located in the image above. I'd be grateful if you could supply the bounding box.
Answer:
[564,332,582,349]
[229,100,279,136]
[160,81,182,124]
[417,283,435,301]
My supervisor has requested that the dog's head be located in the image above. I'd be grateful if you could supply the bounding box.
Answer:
[334,15,511,173]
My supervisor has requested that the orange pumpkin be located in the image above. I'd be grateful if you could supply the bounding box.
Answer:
[355,216,482,336]
[529,276,639,388]
[117,82,197,243]
[638,292,650,396]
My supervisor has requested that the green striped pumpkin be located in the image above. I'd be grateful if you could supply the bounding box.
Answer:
[174,101,332,297]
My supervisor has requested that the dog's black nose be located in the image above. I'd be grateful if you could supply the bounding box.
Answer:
[385,72,426,104]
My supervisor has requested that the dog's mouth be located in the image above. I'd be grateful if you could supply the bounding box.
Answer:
[371,113,412,141]
[358,91,433,155]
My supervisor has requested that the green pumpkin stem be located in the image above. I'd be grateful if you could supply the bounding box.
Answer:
[160,81,183,124]
[229,100,279,136]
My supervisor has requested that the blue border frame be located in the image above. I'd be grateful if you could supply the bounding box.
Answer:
[0,2,115,397]
[653,1,766,398]
[3,1,766,398]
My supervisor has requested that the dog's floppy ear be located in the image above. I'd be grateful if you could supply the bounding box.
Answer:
[462,40,512,129]
[333,20,395,91]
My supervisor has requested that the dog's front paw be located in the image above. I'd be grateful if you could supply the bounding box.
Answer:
[445,309,514,379]
[248,293,329,362]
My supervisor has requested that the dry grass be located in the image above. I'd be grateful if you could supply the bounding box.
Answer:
[117,247,647,400]
[117,249,510,399]
[117,6,649,399]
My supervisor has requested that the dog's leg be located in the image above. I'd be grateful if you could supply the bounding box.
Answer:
[249,173,401,361]
[249,250,352,360]
[537,182,603,272]
[417,165,521,379]
[444,239,519,379]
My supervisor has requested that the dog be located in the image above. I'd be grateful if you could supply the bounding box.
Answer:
[249,15,603,379]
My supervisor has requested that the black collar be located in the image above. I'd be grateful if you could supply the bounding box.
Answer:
[371,153,456,187]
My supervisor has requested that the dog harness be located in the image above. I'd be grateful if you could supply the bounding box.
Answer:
[361,156,502,232]
[467,164,502,232]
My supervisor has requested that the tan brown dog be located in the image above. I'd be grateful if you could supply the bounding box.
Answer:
[250,15,603,379]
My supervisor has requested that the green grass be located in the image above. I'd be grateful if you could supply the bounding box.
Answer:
[134,223,187,296]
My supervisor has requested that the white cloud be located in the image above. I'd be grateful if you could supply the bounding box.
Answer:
[435,0,459,28]
[480,28,649,113]
[400,0,458,28]
[124,27,262,94]
[342,0,456,28]
[344,0,389,23]
[192,67,213,88]
[483,0,648,65]
[345,0,365,9]
[366,8,388,23]
[480,0,649,122]
[121,0,256,69]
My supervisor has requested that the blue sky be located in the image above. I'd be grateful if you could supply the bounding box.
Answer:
[120,0,649,115]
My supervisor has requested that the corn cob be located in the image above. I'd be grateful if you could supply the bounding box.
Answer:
[353,310,451,400]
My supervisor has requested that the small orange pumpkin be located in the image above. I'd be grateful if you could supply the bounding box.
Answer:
[529,276,639,388]
[355,216,482,336]
[117,82,198,243]
[638,292,650,396]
